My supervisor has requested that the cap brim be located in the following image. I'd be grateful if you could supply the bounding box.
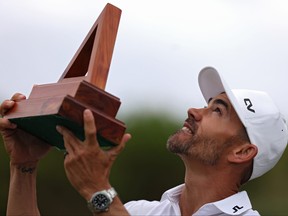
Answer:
[198,67,247,127]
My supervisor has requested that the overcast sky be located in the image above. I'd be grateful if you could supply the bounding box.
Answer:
[1,0,288,120]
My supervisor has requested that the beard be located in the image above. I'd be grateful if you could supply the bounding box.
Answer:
[167,130,228,166]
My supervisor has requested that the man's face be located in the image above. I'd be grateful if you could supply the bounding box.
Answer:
[167,93,245,165]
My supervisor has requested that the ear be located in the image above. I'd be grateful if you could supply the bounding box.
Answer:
[227,143,258,164]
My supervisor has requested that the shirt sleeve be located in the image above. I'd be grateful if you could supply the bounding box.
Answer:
[124,200,161,215]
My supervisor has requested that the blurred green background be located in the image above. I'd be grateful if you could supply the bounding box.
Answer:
[1,112,288,215]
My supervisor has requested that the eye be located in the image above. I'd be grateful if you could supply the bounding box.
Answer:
[213,107,222,115]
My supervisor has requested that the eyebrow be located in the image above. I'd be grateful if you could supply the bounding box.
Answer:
[208,98,229,110]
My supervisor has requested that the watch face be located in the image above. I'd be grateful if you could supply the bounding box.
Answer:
[92,193,111,211]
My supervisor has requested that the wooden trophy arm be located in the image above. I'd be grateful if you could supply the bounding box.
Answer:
[58,3,121,90]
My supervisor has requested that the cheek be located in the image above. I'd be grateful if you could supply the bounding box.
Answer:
[198,119,224,135]
[199,119,235,142]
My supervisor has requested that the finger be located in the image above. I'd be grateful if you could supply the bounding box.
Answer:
[56,125,79,154]
[83,109,98,146]
[63,150,69,160]
[0,117,17,130]
[11,93,26,102]
[108,133,131,157]
[121,133,132,144]
[0,94,26,117]
[0,100,15,117]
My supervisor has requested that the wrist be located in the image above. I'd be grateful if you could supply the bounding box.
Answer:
[87,187,117,213]
[10,161,38,175]
[80,183,112,201]
[8,160,39,215]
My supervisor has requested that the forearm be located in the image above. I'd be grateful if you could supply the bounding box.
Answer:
[7,162,40,216]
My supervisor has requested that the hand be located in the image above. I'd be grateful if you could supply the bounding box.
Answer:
[0,93,51,165]
[57,109,131,200]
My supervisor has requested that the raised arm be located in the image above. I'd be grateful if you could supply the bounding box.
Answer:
[0,93,51,216]
[57,109,131,215]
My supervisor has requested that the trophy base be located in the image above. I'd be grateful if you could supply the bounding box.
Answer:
[6,93,126,150]
[10,114,117,150]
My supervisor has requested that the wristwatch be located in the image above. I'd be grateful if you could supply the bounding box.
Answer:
[87,187,117,212]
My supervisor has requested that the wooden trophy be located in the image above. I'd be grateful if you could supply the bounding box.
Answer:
[4,3,126,150]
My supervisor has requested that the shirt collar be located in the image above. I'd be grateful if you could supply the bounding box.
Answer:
[160,184,184,203]
[160,184,253,215]
[208,191,252,215]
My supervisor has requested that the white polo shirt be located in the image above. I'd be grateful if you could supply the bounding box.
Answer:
[124,184,260,215]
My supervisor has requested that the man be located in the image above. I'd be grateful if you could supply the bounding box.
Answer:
[1,67,287,215]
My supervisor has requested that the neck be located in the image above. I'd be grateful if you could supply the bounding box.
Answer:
[179,159,240,215]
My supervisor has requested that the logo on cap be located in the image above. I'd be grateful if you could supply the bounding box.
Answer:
[244,98,255,113]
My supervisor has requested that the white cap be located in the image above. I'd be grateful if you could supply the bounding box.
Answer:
[198,67,288,180]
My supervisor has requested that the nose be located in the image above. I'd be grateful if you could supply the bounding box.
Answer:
[187,108,203,121]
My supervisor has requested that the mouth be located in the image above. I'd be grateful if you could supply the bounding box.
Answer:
[181,126,193,134]
[181,119,196,135]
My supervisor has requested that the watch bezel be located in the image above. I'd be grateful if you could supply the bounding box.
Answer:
[88,188,117,213]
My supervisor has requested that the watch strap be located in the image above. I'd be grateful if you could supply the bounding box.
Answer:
[106,187,117,199]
